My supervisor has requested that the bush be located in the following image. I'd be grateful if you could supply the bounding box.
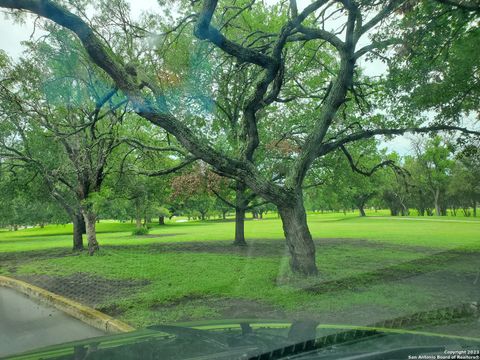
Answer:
[132,226,150,236]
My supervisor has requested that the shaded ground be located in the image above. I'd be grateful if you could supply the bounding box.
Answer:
[1,237,437,274]
[133,233,185,239]
[0,248,74,273]
[301,249,479,294]
[150,296,286,320]
[109,237,440,257]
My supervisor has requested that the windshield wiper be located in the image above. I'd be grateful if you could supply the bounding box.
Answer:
[247,329,383,360]
[147,324,231,349]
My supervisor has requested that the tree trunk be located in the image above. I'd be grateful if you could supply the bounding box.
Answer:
[72,213,85,251]
[135,201,142,228]
[234,207,247,246]
[82,208,99,256]
[80,215,86,234]
[233,182,247,246]
[358,204,366,217]
[159,215,165,225]
[278,194,318,276]
[434,188,441,216]
[473,200,477,217]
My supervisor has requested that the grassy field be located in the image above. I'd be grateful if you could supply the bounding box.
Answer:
[1,211,479,335]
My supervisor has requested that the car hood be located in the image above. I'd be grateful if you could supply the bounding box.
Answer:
[4,319,480,360]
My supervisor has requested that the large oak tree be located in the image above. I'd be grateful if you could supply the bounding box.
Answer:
[0,0,478,275]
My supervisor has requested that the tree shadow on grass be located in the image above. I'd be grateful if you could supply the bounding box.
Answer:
[291,249,480,298]
[105,238,436,258]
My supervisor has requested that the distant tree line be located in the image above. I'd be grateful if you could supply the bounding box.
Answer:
[304,136,479,217]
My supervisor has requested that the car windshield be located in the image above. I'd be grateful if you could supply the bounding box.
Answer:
[0,1,479,359]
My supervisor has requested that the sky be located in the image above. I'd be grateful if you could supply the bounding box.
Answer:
[0,1,412,155]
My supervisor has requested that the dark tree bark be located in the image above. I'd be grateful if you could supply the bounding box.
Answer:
[212,180,251,246]
[278,192,317,276]
[159,215,165,225]
[234,207,247,246]
[72,212,85,251]
[358,205,366,217]
[80,216,86,234]
[233,182,248,246]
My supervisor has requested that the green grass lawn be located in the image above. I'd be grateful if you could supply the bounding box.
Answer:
[1,211,479,334]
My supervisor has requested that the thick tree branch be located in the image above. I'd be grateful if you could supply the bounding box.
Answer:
[287,26,345,51]
[0,0,135,91]
[194,0,275,68]
[321,125,480,156]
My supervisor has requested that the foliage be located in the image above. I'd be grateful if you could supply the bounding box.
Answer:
[384,1,479,123]
[131,226,150,236]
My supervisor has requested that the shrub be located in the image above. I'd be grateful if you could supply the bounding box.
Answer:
[132,226,150,236]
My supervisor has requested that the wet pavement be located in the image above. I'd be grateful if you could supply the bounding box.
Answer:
[0,287,105,358]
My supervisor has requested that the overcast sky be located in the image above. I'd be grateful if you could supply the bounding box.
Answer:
[0,1,411,154]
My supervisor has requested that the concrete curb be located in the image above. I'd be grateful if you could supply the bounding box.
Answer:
[0,275,135,334]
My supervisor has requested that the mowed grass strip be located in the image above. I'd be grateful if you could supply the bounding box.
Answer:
[1,211,479,253]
